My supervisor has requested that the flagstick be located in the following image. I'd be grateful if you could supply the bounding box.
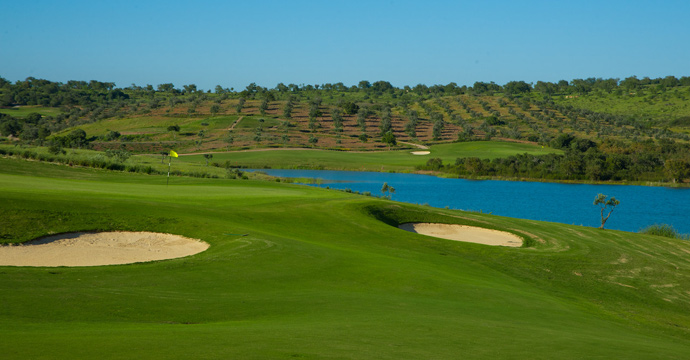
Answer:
[167,155,171,186]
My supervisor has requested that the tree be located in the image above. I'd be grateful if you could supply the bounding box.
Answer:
[259,98,268,115]
[379,108,392,135]
[25,112,42,124]
[340,101,359,115]
[308,134,318,146]
[67,129,88,149]
[235,98,245,113]
[183,84,197,94]
[203,153,213,166]
[594,193,620,229]
[157,83,175,92]
[432,120,444,140]
[104,130,121,141]
[665,159,690,183]
[503,81,532,94]
[160,151,169,164]
[167,124,180,140]
[381,182,395,199]
[358,80,371,90]
[331,108,343,132]
[283,102,293,119]
[105,149,131,163]
[382,130,397,149]
[210,104,221,116]
[224,133,234,150]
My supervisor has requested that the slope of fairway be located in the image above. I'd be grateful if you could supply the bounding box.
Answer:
[1,157,689,359]
[178,141,559,172]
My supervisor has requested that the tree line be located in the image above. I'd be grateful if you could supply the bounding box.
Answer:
[417,135,690,184]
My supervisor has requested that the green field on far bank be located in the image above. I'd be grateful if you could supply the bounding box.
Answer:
[179,141,560,171]
[1,156,690,359]
[1,141,560,177]
[0,105,63,118]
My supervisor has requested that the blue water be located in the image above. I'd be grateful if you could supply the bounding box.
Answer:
[251,169,690,234]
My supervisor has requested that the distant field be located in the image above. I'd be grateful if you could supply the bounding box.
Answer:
[58,115,240,137]
[0,105,62,118]
[178,141,561,171]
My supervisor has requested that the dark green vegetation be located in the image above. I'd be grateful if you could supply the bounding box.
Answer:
[2,156,690,359]
[1,75,689,184]
[419,134,690,183]
[640,224,690,240]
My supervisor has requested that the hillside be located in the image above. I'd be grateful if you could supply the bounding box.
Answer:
[1,76,689,184]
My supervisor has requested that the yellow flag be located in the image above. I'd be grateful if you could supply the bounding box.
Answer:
[170,150,178,158]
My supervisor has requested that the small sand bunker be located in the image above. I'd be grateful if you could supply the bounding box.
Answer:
[411,151,431,155]
[0,232,209,267]
[399,223,522,247]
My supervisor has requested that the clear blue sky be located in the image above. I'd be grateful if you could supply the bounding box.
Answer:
[2,0,688,91]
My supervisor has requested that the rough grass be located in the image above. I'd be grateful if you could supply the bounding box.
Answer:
[1,157,690,359]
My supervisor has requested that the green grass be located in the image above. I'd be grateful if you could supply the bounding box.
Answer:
[1,156,690,358]
[0,105,62,118]
[179,141,561,172]
[58,115,239,138]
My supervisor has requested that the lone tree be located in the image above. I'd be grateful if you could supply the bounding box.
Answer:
[594,193,620,229]
[167,124,180,140]
[381,182,395,199]
[203,153,213,166]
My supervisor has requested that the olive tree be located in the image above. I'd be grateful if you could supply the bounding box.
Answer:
[382,130,397,149]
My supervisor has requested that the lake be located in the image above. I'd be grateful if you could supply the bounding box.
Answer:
[251,169,690,234]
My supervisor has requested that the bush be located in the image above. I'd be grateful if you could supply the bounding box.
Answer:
[640,224,689,240]
[48,144,65,155]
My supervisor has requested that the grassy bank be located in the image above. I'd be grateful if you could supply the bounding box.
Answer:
[1,156,690,359]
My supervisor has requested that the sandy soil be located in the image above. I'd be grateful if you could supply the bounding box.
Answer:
[0,232,209,267]
[399,223,523,247]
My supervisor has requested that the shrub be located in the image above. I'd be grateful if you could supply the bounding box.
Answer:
[640,224,689,240]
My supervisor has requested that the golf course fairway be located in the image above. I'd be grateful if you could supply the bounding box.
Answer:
[1,156,690,359]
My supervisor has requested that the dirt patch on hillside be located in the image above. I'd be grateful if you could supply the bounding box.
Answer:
[0,232,209,267]
[399,223,523,247]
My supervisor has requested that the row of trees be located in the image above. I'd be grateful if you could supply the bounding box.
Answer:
[5,75,690,108]
[418,136,690,184]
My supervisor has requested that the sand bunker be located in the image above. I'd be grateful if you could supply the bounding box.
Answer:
[411,151,431,155]
[0,232,209,267]
[399,223,522,247]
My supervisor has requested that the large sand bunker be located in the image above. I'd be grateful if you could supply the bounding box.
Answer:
[399,223,523,247]
[0,232,209,267]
